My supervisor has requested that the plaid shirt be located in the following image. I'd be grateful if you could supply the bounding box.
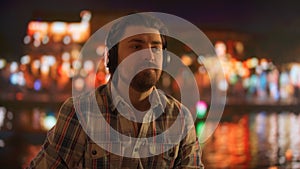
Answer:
[28,83,203,169]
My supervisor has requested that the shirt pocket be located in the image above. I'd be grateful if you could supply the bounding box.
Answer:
[88,143,108,159]
[86,142,123,168]
[148,143,179,168]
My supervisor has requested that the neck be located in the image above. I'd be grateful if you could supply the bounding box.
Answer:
[116,76,153,111]
[129,86,153,111]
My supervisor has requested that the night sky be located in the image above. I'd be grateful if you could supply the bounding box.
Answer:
[1,0,300,64]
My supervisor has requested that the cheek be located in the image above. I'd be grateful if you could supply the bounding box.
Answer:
[117,46,129,64]
[157,55,164,67]
[117,53,125,65]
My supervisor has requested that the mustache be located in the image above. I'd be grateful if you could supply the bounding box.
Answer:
[138,61,162,70]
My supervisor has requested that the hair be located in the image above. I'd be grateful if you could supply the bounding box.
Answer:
[105,13,169,74]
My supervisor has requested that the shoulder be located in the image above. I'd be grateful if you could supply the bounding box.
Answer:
[159,92,195,127]
[161,92,191,116]
[57,84,109,121]
[57,97,76,120]
[72,84,109,107]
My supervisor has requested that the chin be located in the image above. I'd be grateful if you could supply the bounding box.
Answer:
[130,72,158,92]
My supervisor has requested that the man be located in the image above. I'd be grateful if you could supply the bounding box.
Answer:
[28,13,203,169]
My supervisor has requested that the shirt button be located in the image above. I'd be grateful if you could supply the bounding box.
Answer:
[92,150,97,155]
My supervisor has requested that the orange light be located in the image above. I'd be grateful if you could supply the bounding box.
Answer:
[68,22,90,43]
[27,21,48,38]
[16,92,24,100]
[50,22,67,42]
[181,55,193,66]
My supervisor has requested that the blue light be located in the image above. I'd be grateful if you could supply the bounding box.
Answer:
[34,79,42,91]
[10,73,18,85]
[43,113,57,130]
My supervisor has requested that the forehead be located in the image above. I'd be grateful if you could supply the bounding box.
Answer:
[121,25,161,41]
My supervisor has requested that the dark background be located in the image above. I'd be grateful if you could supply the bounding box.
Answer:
[1,0,300,64]
[1,1,300,168]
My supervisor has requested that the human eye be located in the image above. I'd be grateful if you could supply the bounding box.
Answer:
[151,46,162,54]
[130,44,142,50]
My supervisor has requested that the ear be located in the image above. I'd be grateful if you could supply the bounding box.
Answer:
[104,46,109,67]
[163,49,171,68]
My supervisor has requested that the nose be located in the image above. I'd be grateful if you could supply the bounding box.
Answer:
[143,47,155,61]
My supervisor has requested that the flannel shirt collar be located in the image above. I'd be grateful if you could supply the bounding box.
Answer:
[106,82,166,120]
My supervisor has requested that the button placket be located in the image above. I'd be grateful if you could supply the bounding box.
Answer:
[92,150,97,155]
[132,138,143,157]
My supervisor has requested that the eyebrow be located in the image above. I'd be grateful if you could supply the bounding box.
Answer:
[127,38,162,45]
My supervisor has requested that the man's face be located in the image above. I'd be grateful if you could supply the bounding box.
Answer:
[117,26,163,92]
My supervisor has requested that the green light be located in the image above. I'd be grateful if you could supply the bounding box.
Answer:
[196,101,207,119]
[229,73,238,85]
[196,121,205,138]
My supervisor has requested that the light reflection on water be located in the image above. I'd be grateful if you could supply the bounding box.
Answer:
[201,111,300,169]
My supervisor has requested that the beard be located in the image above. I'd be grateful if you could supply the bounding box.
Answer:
[130,69,161,92]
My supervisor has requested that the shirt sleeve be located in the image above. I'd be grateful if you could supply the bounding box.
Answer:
[174,126,204,169]
[173,105,204,169]
[27,98,87,169]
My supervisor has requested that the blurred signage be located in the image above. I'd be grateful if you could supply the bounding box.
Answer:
[27,10,91,43]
